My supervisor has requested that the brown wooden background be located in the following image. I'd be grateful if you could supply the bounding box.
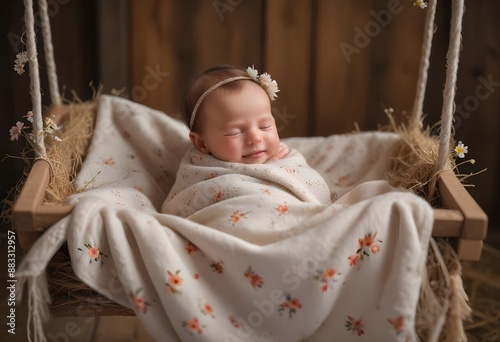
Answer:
[2,0,499,233]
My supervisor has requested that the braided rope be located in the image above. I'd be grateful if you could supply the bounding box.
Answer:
[410,0,437,130]
[429,0,465,198]
[38,0,62,105]
[23,0,46,157]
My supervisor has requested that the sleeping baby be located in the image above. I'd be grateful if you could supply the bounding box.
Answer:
[162,65,331,241]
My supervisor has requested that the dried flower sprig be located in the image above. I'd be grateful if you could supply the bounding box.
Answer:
[413,0,428,9]
[14,51,28,75]
[9,112,63,146]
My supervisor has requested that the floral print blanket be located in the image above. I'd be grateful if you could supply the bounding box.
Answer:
[17,95,433,342]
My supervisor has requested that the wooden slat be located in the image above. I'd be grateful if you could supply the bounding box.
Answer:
[456,239,484,262]
[432,208,463,237]
[13,160,51,232]
[130,0,265,118]
[35,205,74,228]
[264,0,313,137]
[439,170,488,240]
[364,1,425,128]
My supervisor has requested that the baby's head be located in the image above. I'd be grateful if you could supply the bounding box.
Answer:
[182,65,281,164]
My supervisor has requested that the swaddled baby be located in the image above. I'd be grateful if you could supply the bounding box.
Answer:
[162,65,331,225]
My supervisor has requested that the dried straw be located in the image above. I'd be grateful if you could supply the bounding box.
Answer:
[384,111,456,207]
[462,244,500,341]
[43,95,97,204]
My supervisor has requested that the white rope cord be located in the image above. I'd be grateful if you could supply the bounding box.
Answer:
[427,0,465,200]
[410,0,437,129]
[24,0,46,157]
[38,0,61,105]
[435,0,464,172]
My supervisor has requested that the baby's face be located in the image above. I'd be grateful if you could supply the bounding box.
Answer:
[195,81,280,164]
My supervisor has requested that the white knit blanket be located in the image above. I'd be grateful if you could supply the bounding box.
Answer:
[17,95,433,342]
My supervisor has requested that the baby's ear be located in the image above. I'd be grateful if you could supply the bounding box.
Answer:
[189,132,210,153]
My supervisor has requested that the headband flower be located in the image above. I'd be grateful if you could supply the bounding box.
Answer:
[246,66,279,100]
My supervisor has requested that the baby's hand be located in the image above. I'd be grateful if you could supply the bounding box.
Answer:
[267,143,290,162]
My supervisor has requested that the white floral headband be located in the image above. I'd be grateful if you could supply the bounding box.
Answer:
[189,66,279,130]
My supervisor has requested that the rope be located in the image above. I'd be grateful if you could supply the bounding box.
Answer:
[410,0,437,130]
[429,0,465,197]
[23,0,46,157]
[38,0,61,105]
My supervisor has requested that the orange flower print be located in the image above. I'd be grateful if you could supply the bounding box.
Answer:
[244,266,264,289]
[182,317,204,335]
[278,293,302,319]
[229,315,243,329]
[206,172,218,180]
[104,158,116,166]
[313,267,340,293]
[262,188,271,195]
[229,210,247,226]
[346,316,364,336]
[348,231,382,269]
[213,190,224,202]
[185,242,198,255]
[348,254,360,266]
[128,288,151,314]
[193,273,200,279]
[358,231,377,248]
[388,316,406,334]
[200,303,215,318]
[276,203,289,215]
[166,269,183,293]
[77,244,108,264]
[210,261,224,274]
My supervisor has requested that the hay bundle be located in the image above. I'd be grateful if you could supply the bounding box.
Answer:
[384,112,455,207]
[44,98,97,204]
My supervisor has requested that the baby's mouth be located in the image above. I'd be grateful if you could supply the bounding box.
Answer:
[243,150,265,158]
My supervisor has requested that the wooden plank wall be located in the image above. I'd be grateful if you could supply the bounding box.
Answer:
[2,1,498,230]
[129,0,500,228]
[129,0,432,136]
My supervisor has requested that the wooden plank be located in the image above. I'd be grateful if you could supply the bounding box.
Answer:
[264,0,313,137]
[432,208,463,237]
[456,239,483,261]
[43,316,96,342]
[130,0,265,119]
[92,317,141,342]
[314,0,372,136]
[364,0,425,128]
[97,0,130,94]
[36,205,74,228]
[13,160,51,232]
[452,1,500,229]
[439,170,488,240]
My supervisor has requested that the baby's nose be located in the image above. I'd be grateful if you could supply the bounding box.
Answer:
[246,129,262,144]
